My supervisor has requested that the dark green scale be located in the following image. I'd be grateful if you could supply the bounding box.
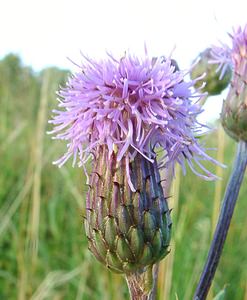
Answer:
[84,145,172,274]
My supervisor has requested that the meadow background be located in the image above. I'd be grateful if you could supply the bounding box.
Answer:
[0,54,246,300]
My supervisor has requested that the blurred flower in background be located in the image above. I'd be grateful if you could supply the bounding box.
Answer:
[190,48,231,96]
[211,24,247,141]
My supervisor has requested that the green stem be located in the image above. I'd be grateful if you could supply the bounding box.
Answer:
[194,141,247,300]
[125,265,157,300]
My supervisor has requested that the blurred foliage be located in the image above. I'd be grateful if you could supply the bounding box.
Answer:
[0,54,246,300]
[213,289,226,300]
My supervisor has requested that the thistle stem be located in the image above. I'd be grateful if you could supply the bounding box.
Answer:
[194,141,247,300]
[125,265,157,300]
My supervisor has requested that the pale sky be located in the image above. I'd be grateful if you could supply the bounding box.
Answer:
[1,0,247,121]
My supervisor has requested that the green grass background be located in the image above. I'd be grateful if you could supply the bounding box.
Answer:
[0,54,246,300]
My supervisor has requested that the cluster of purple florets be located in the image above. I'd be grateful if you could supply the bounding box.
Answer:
[211,24,247,82]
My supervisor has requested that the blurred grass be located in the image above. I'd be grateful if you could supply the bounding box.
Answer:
[0,54,246,300]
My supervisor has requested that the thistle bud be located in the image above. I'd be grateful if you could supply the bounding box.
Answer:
[49,48,220,275]
[211,25,247,141]
[190,48,231,96]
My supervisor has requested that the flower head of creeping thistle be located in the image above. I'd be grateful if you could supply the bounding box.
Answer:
[211,25,247,141]
[48,48,220,189]
[211,24,247,81]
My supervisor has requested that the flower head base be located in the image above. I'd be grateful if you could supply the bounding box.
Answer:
[49,49,219,188]
[211,25,247,141]
[85,145,172,274]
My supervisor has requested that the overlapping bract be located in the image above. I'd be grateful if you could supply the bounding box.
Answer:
[85,146,171,273]
[49,50,219,186]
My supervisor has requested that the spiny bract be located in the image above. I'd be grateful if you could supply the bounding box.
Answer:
[85,146,171,273]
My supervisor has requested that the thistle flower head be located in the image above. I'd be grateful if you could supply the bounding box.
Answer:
[211,25,247,141]
[49,48,219,187]
[211,25,247,81]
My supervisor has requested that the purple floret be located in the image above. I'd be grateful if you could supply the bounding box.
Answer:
[211,24,247,82]
[48,48,220,189]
